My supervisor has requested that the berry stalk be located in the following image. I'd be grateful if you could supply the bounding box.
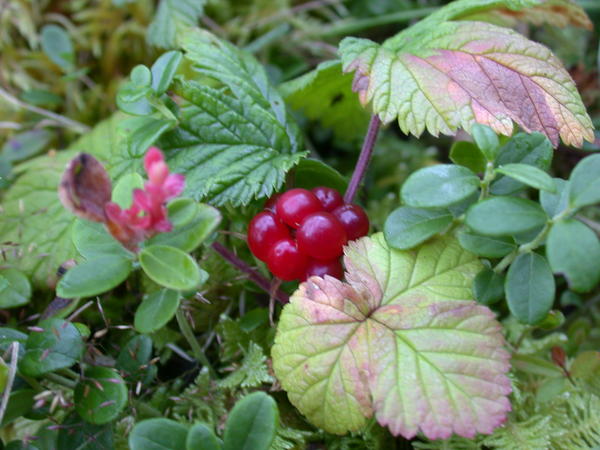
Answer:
[344,114,381,204]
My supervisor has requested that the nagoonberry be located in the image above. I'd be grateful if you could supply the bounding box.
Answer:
[304,258,344,281]
[247,211,290,261]
[332,204,369,241]
[276,188,322,228]
[297,212,347,260]
[312,186,344,212]
[266,238,309,281]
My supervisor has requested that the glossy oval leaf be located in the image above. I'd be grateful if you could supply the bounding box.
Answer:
[273,234,511,439]
[19,319,84,377]
[74,367,127,425]
[186,422,222,450]
[495,163,555,193]
[72,220,132,260]
[151,50,183,95]
[223,392,278,450]
[457,229,516,258]
[56,255,133,299]
[449,141,486,173]
[134,289,181,334]
[569,154,600,209]
[129,418,189,450]
[0,268,32,309]
[540,178,569,218]
[473,268,505,306]
[384,206,452,250]
[546,219,600,293]
[466,197,547,237]
[116,335,154,383]
[401,165,480,208]
[139,245,202,290]
[470,124,500,161]
[506,252,555,324]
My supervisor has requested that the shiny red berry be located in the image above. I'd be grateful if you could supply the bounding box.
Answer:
[332,204,369,241]
[297,212,347,260]
[264,193,281,213]
[276,188,323,228]
[266,238,308,281]
[311,186,344,212]
[304,258,344,281]
[247,211,290,261]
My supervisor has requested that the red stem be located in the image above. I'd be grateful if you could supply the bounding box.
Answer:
[211,242,289,304]
[344,115,381,203]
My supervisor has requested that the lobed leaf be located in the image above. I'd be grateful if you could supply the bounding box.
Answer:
[272,234,511,440]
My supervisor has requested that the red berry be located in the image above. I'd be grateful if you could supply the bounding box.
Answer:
[247,211,290,261]
[332,204,369,241]
[266,238,308,281]
[264,194,280,213]
[304,258,344,281]
[312,186,343,212]
[276,188,323,228]
[297,212,347,260]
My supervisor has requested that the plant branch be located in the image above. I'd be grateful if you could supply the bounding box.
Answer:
[175,308,216,378]
[211,242,289,304]
[344,115,381,204]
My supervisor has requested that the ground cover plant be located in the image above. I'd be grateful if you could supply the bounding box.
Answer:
[1,0,600,448]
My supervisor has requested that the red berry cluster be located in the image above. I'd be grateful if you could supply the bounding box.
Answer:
[248,187,369,281]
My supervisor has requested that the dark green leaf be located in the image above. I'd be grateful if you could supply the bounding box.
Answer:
[1,130,53,164]
[457,230,516,258]
[0,328,27,356]
[1,389,35,426]
[40,25,75,71]
[471,124,499,161]
[223,392,278,450]
[139,245,202,290]
[72,220,132,260]
[57,413,114,450]
[401,165,480,208]
[129,418,189,450]
[134,289,181,333]
[293,159,347,193]
[384,207,452,250]
[74,367,127,425]
[19,318,84,377]
[0,268,32,308]
[465,197,547,237]
[56,255,133,299]
[449,141,486,173]
[151,51,182,95]
[20,89,62,108]
[495,163,555,192]
[186,423,222,450]
[116,335,154,383]
[540,178,569,218]
[147,0,204,49]
[568,154,600,208]
[473,268,504,305]
[506,252,555,324]
[546,219,600,293]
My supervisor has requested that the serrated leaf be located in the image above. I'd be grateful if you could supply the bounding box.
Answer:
[272,234,511,439]
[147,0,205,49]
[280,60,370,141]
[340,17,593,147]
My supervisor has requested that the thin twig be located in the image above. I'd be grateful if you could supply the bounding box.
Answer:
[0,342,19,424]
[344,115,381,204]
[211,242,289,304]
[0,86,90,134]
[175,308,216,378]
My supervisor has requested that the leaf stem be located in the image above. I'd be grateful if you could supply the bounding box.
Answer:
[478,161,495,200]
[211,242,289,304]
[344,115,381,204]
[45,372,77,389]
[0,343,19,424]
[175,308,216,378]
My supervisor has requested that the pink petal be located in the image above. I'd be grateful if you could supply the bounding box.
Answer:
[148,161,169,185]
[163,173,185,199]
[132,189,151,211]
[153,219,173,233]
[144,147,164,173]
[104,202,126,225]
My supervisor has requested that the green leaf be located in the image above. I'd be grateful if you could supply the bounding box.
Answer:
[19,318,84,377]
[280,60,370,141]
[40,25,75,71]
[293,159,348,193]
[495,163,555,192]
[112,172,144,208]
[272,234,510,439]
[339,19,593,147]
[466,197,547,237]
[471,124,500,161]
[187,423,222,450]
[2,389,35,426]
[57,414,114,450]
[160,29,304,206]
[129,418,189,450]
[116,335,154,383]
[449,141,486,173]
[57,255,133,299]
[131,65,152,87]
[146,203,221,252]
[473,268,505,305]
[1,129,53,164]
[163,198,199,228]
[540,178,569,218]
[401,165,480,208]
[457,229,516,258]
[0,268,32,308]
[223,392,278,450]
[384,206,453,250]
[134,289,181,333]
[151,51,183,95]
[147,0,204,49]
[74,367,127,425]
[139,245,202,290]
[546,219,600,293]
[72,220,132,259]
[506,252,555,324]
[569,154,600,209]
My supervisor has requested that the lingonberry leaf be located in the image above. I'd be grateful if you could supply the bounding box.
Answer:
[272,234,511,440]
[339,0,593,147]
[147,0,205,49]
[158,30,305,206]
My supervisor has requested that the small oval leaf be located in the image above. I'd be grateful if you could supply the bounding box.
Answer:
[223,392,278,450]
[134,289,181,333]
[384,207,452,250]
[466,197,547,237]
[473,268,505,305]
[139,245,202,290]
[151,51,183,95]
[74,367,127,425]
[495,163,556,192]
[129,418,189,450]
[0,268,32,309]
[569,154,600,209]
[457,230,516,258]
[186,422,222,450]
